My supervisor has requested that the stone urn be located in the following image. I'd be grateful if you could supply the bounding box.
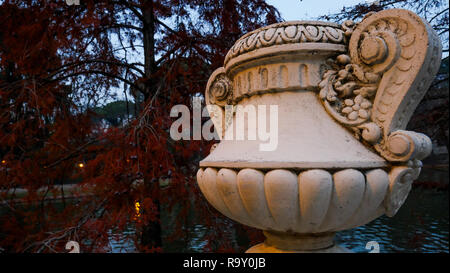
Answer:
[196,9,442,253]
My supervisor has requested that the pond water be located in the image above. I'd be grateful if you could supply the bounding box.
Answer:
[109,184,449,253]
[336,188,449,253]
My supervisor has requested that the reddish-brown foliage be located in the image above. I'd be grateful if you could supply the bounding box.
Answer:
[0,0,281,253]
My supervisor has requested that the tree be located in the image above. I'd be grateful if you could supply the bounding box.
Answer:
[407,57,449,159]
[0,0,281,252]
[93,100,136,127]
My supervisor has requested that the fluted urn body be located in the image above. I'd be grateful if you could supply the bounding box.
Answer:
[197,9,442,252]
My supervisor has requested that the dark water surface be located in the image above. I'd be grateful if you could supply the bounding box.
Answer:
[336,188,449,253]
[109,185,449,253]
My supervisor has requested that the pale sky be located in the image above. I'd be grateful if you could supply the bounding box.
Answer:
[267,0,369,21]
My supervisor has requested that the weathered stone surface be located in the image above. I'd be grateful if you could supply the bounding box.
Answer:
[198,9,442,253]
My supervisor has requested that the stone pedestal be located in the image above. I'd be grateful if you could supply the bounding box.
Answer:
[246,231,352,253]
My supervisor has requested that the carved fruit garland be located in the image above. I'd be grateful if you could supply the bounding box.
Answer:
[319,51,382,143]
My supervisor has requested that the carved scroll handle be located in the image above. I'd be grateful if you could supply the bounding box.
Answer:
[320,9,442,163]
[352,10,442,162]
[205,67,234,140]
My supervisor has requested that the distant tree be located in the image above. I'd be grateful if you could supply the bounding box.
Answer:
[93,101,136,127]
[407,57,449,158]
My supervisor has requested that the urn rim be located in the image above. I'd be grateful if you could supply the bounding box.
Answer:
[224,20,347,70]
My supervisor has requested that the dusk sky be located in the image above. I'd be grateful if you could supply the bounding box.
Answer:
[267,0,369,21]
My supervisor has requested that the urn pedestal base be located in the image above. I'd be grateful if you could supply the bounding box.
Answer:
[245,231,351,253]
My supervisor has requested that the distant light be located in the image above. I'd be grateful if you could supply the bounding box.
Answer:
[78,163,84,168]
[134,201,141,221]
[1,160,6,164]
[135,201,141,215]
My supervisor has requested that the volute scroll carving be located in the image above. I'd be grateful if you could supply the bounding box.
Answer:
[205,67,235,140]
[205,67,234,107]
[319,9,442,162]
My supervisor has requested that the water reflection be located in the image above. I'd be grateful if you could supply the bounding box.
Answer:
[109,187,449,253]
[181,225,206,252]
[336,187,449,253]
[108,228,137,253]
